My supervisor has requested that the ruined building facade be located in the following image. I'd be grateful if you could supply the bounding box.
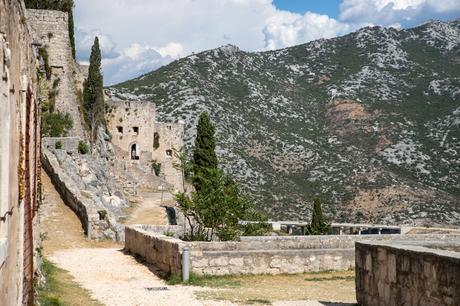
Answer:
[0,1,41,305]
[107,100,185,191]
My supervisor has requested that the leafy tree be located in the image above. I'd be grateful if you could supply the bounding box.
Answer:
[175,168,269,241]
[83,37,105,142]
[172,147,193,191]
[192,112,218,189]
[25,0,76,59]
[306,198,330,235]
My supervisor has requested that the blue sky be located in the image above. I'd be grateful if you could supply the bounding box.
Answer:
[273,0,341,18]
[74,0,460,85]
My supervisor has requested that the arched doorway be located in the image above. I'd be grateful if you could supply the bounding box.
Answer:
[153,132,160,150]
[130,143,140,160]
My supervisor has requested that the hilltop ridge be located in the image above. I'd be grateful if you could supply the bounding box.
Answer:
[109,19,460,226]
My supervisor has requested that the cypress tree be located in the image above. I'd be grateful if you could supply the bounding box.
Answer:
[192,112,218,190]
[83,37,104,141]
[307,198,329,235]
[68,8,76,59]
[193,112,218,170]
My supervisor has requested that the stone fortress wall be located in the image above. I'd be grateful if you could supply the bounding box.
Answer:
[125,225,460,276]
[107,100,185,192]
[356,240,460,306]
[26,9,86,138]
[0,1,41,304]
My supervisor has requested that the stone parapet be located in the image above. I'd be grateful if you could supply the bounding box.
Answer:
[356,241,460,306]
[125,225,460,276]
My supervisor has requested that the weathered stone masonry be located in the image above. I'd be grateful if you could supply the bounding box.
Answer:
[26,9,86,138]
[125,225,460,276]
[356,241,460,306]
[0,1,41,305]
[107,100,185,192]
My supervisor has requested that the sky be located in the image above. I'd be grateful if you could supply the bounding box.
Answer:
[73,0,460,85]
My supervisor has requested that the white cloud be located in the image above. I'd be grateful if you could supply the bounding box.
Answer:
[74,0,358,84]
[102,43,183,85]
[156,42,185,59]
[263,11,354,50]
[340,0,460,25]
[73,0,460,84]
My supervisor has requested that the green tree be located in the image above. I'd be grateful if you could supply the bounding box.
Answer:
[172,147,193,191]
[306,198,330,235]
[192,112,218,189]
[83,36,105,142]
[175,168,268,241]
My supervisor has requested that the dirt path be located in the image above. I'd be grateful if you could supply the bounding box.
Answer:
[50,248,235,306]
[123,190,175,225]
[40,171,232,305]
[40,172,119,254]
[40,171,353,306]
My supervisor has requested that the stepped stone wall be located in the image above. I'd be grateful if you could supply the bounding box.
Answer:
[356,241,460,306]
[26,9,86,138]
[42,140,127,241]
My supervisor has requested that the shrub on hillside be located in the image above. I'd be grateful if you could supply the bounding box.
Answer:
[41,112,73,137]
[78,141,89,154]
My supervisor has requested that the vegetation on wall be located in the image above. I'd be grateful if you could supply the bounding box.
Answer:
[42,112,73,137]
[150,159,161,176]
[38,73,73,137]
[25,0,76,59]
[38,47,51,79]
[83,37,105,142]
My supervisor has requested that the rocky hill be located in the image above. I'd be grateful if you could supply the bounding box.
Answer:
[109,19,460,226]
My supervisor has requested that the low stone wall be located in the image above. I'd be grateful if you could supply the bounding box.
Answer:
[125,225,460,276]
[42,137,81,153]
[356,241,460,306]
[42,146,124,240]
[125,225,185,275]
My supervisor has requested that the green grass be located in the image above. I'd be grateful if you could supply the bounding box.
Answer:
[166,272,241,288]
[305,275,355,282]
[37,258,102,306]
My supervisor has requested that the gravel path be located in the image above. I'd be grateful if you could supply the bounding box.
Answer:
[50,248,235,306]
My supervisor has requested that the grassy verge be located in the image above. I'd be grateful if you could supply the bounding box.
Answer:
[167,270,357,305]
[37,258,102,306]
[166,272,241,288]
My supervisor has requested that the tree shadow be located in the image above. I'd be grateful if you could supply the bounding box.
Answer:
[319,302,357,306]
[117,248,168,279]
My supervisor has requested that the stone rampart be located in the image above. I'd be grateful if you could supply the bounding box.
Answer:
[125,225,460,276]
[41,145,125,241]
[42,137,80,153]
[125,225,185,275]
[356,241,460,306]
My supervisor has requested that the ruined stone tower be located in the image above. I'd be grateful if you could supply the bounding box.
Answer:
[26,9,86,138]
